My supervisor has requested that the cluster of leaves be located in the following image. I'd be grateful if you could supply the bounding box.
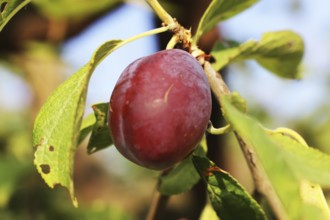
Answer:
[3,0,330,219]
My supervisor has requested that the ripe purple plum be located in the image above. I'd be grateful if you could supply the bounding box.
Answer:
[109,49,211,170]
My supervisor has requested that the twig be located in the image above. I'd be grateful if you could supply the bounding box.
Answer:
[203,61,286,219]
[203,62,231,96]
[146,169,171,220]
[145,0,175,27]
[146,190,169,220]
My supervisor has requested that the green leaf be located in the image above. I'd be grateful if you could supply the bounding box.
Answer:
[268,131,330,188]
[78,113,96,145]
[227,91,247,113]
[192,156,266,220]
[32,39,123,207]
[220,95,330,219]
[211,30,304,78]
[87,103,113,154]
[78,103,113,154]
[0,0,31,32]
[158,145,205,195]
[32,65,90,207]
[193,0,258,43]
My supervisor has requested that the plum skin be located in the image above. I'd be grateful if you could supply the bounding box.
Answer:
[109,49,211,170]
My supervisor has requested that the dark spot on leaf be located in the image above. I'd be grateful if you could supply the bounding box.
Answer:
[287,42,293,48]
[54,183,61,188]
[49,146,54,152]
[33,145,40,153]
[40,164,50,174]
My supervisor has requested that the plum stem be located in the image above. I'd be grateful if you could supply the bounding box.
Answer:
[166,35,179,49]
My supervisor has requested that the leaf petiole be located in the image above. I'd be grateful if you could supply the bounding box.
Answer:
[166,35,179,49]
[93,26,170,67]
[207,122,231,135]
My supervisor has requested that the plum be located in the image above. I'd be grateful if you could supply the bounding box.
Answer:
[109,49,211,170]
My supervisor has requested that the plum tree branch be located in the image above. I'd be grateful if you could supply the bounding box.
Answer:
[145,0,197,51]
[146,191,169,220]
[146,169,171,220]
[203,61,286,219]
[145,0,176,27]
[203,62,231,96]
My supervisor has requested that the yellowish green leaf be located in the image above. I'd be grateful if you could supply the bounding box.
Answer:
[194,0,258,43]
[32,40,123,207]
[212,31,304,78]
[221,95,330,219]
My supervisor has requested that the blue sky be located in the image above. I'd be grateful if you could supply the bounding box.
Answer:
[61,4,158,115]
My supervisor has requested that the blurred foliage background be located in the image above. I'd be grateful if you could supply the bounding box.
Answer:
[1,0,330,219]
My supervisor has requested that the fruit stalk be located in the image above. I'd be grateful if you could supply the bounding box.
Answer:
[166,35,179,49]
